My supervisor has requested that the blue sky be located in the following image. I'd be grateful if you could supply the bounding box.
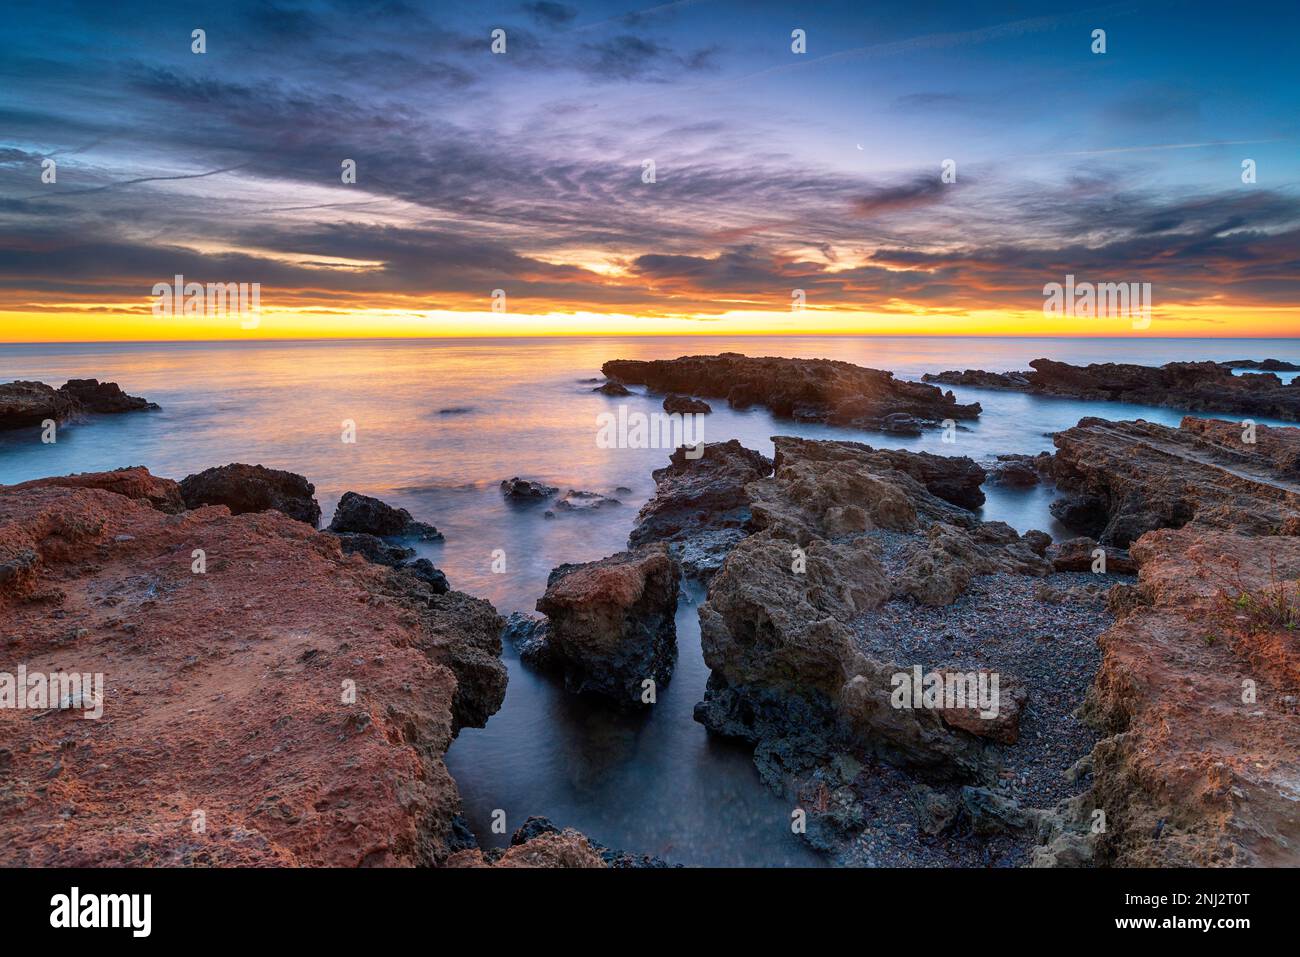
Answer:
[1,0,1298,337]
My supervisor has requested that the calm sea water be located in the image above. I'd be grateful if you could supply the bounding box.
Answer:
[2,335,1296,866]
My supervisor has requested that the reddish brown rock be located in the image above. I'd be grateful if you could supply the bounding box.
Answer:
[446,830,607,869]
[2,466,185,514]
[1085,526,1300,866]
[534,543,680,706]
[1051,416,1300,546]
[0,470,506,866]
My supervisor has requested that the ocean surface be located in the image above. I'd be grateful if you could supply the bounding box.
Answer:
[2,335,1297,866]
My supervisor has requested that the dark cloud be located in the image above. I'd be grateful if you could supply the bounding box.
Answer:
[521,2,577,26]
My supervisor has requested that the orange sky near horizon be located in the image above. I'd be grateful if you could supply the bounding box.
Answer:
[4,301,1299,343]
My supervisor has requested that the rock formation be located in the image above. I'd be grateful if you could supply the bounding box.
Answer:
[327,490,442,540]
[0,379,157,431]
[628,440,772,579]
[602,353,980,434]
[1050,416,1300,546]
[923,358,1300,421]
[0,468,507,866]
[662,393,712,414]
[179,463,323,527]
[532,543,680,706]
[500,477,558,500]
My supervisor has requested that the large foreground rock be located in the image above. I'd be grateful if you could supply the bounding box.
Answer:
[924,358,1300,421]
[1085,527,1300,865]
[533,543,680,706]
[179,463,322,527]
[603,353,980,433]
[696,436,1053,779]
[0,469,506,865]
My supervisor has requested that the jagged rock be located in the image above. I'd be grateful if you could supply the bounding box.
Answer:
[936,673,1028,744]
[593,381,632,396]
[499,477,558,500]
[1222,358,1300,372]
[960,786,1033,834]
[502,611,551,666]
[1022,529,1052,555]
[327,491,441,540]
[603,353,981,434]
[179,463,322,527]
[0,379,157,431]
[925,358,1300,421]
[662,393,712,414]
[57,378,158,414]
[0,469,505,865]
[628,440,772,578]
[696,437,1053,780]
[534,543,680,706]
[447,828,607,868]
[1051,416,1300,546]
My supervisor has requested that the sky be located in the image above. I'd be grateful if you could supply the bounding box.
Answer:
[1,0,1298,341]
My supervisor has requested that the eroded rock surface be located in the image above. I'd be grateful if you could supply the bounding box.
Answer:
[533,543,680,706]
[1,379,157,431]
[0,469,507,866]
[628,440,772,579]
[1051,416,1300,546]
[603,353,980,434]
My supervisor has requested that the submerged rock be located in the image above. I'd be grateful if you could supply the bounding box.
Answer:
[500,477,558,500]
[554,489,620,511]
[662,393,712,414]
[593,381,632,396]
[534,543,680,706]
[179,463,322,527]
[603,353,981,434]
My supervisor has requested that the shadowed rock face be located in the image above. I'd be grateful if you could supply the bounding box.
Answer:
[534,543,680,707]
[603,353,981,433]
[179,463,323,527]
[924,358,1300,421]
[628,440,773,579]
[696,436,1053,781]
[58,379,159,414]
[327,491,442,540]
[0,379,158,431]
[1050,416,1300,546]
[0,469,507,866]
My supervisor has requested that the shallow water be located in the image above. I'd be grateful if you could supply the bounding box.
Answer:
[1,335,1296,866]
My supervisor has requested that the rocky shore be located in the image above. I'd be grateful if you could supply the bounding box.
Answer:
[602,353,981,434]
[654,416,1300,866]
[0,379,158,431]
[0,465,514,865]
[922,358,1300,421]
